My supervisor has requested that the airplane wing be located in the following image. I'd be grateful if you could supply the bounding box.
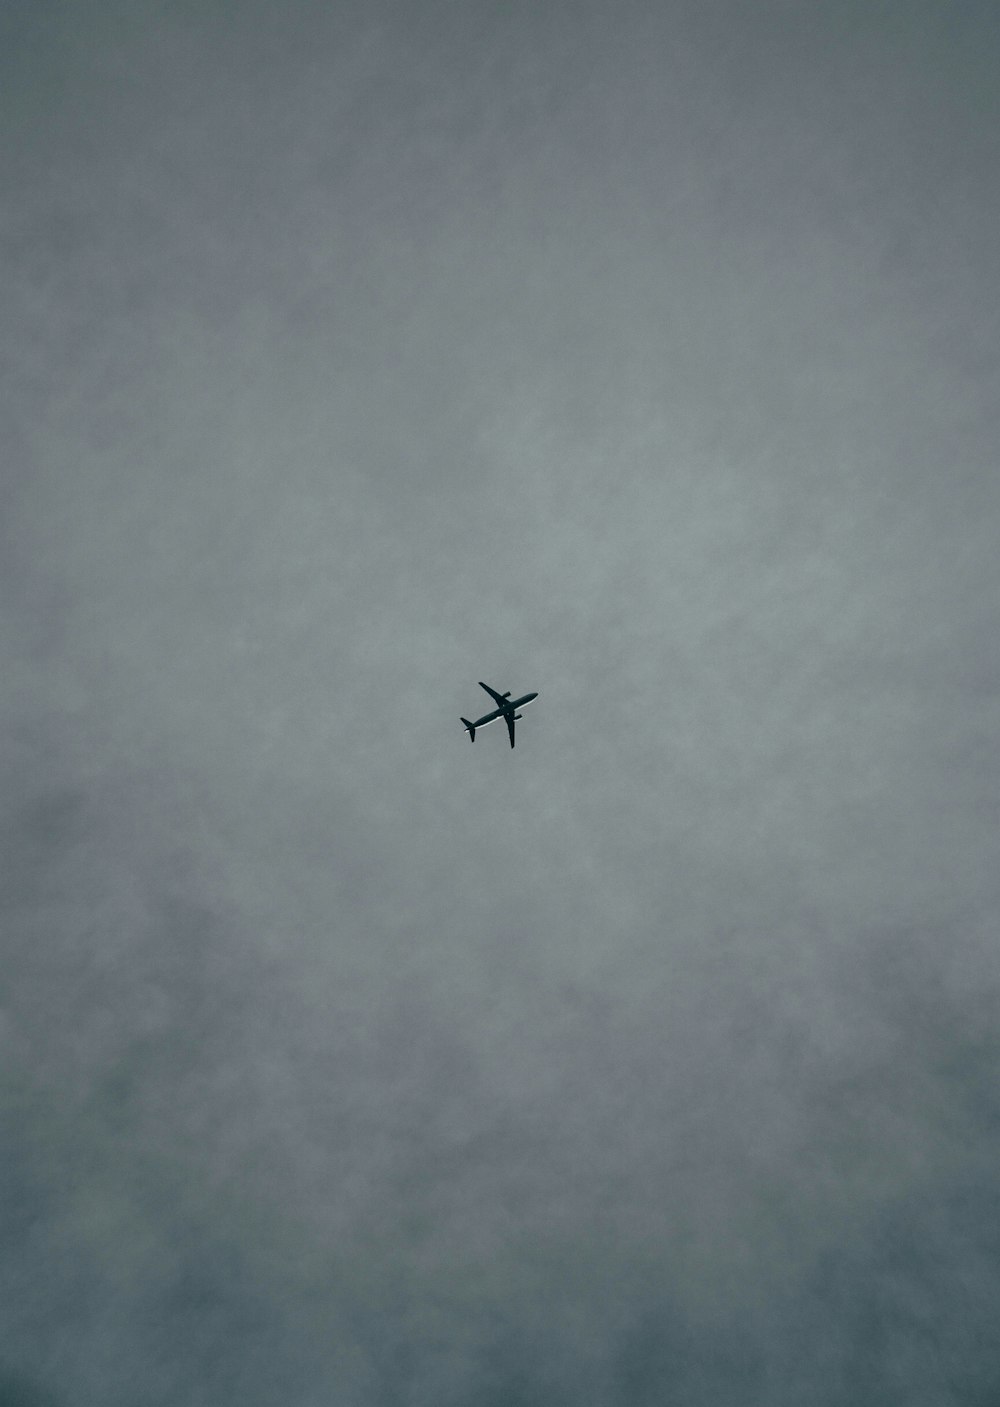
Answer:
[479,681,508,707]
[505,712,516,748]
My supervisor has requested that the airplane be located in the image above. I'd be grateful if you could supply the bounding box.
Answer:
[461,681,539,749]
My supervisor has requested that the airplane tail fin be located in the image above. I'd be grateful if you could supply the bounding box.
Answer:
[461,718,476,742]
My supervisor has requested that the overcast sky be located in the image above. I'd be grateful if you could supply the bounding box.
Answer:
[3,2,1000,1403]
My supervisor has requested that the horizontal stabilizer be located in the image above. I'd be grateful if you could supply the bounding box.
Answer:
[461,717,476,741]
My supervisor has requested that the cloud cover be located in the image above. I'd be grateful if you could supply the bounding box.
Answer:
[3,1,1000,1402]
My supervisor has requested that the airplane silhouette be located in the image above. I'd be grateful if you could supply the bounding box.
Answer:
[461,681,539,749]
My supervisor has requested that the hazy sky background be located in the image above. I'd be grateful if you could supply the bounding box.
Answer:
[3,1,1000,1402]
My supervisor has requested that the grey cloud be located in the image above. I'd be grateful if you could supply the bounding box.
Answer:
[3,1,1000,1403]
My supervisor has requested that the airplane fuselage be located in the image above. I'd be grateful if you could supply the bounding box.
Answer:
[469,692,538,730]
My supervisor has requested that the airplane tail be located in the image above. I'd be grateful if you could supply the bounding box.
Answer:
[461,717,476,742]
